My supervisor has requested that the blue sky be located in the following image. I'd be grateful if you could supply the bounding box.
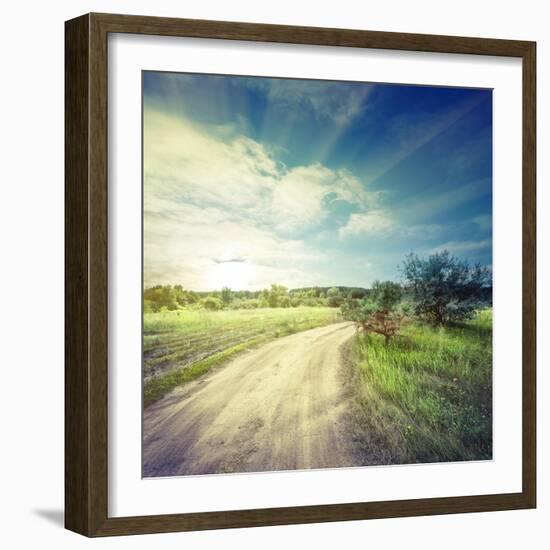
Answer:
[143,71,492,291]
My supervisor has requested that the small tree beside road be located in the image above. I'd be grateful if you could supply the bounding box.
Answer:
[342,280,407,345]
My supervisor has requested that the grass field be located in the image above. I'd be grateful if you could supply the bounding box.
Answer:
[346,309,492,464]
[143,306,341,407]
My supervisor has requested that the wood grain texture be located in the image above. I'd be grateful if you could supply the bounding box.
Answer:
[65,12,537,537]
[92,12,533,56]
[521,42,537,508]
[65,14,91,535]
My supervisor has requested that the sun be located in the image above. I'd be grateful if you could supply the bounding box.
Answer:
[207,261,256,291]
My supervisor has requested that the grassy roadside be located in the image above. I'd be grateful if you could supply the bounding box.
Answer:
[144,307,341,407]
[345,309,492,464]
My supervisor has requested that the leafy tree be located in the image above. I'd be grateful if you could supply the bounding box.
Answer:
[220,286,233,305]
[267,284,288,308]
[348,287,368,300]
[143,299,155,313]
[279,295,292,308]
[173,285,188,307]
[240,298,261,309]
[342,280,406,345]
[201,295,223,311]
[401,250,491,325]
[186,290,199,304]
[143,285,178,311]
[327,287,344,307]
[372,280,403,310]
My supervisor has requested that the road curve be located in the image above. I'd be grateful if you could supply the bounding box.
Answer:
[143,321,358,477]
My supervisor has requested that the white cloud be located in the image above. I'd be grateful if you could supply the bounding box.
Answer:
[143,108,378,289]
[144,111,277,213]
[272,164,373,232]
[144,108,374,234]
[338,210,395,237]
[338,209,444,240]
[430,239,492,255]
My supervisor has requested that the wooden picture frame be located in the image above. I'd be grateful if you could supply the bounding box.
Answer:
[65,12,536,537]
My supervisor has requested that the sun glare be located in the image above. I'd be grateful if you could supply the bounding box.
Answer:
[207,261,256,291]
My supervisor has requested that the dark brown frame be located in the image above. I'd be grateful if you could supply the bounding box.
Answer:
[65,12,536,537]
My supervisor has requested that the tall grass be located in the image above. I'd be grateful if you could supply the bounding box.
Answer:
[144,306,341,406]
[347,309,492,464]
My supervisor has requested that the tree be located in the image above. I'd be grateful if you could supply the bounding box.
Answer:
[327,287,344,307]
[279,295,292,308]
[201,295,223,311]
[143,285,178,311]
[372,280,403,310]
[173,285,187,307]
[220,286,233,306]
[401,250,491,325]
[342,280,406,345]
[186,290,199,305]
[267,284,288,308]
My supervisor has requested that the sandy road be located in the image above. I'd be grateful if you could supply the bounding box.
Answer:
[143,321,358,477]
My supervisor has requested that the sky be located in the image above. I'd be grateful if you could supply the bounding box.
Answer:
[143,71,492,292]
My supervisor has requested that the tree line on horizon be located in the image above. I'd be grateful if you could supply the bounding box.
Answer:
[144,250,492,338]
[143,283,369,312]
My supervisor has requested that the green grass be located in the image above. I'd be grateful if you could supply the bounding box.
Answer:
[347,309,492,464]
[143,306,341,407]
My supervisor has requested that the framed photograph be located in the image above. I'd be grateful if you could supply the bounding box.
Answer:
[65,13,536,537]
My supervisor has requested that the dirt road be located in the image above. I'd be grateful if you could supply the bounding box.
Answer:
[143,321,358,476]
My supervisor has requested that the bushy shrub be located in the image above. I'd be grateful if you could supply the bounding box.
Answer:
[239,299,261,309]
[267,284,289,308]
[327,287,344,307]
[143,285,179,311]
[401,251,491,326]
[220,286,233,305]
[201,295,223,311]
[342,281,407,345]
